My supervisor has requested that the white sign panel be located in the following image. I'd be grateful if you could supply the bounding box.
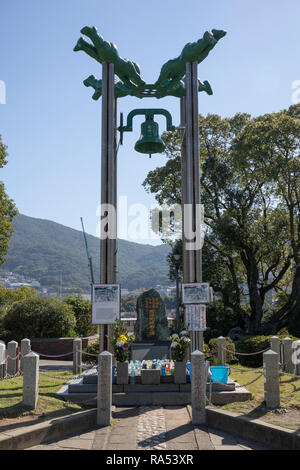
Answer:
[186,304,206,331]
[92,284,120,324]
[182,283,210,304]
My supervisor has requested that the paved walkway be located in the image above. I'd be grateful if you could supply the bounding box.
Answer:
[39,360,73,370]
[28,406,270,450]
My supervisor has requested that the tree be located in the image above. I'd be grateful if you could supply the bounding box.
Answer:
[64,294,97,337]
[0,134,18,265]
[0,286,37,315]
[143,106,300,335]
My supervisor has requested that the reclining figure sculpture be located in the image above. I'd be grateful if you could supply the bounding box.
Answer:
[74,26,226,99]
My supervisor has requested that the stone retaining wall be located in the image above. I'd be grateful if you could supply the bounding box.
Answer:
[31,335,98,359]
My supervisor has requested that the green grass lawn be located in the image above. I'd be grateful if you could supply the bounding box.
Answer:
[218,365,300,430]
[0,371,82,428]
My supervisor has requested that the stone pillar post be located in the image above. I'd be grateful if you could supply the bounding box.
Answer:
[191,350,206,425]
[23,352,39,409]
[292,340,300,376]
[263,349,280,409]
[282,337,293,374]
[217,336,226,366]
[20,338,31,371]
[73,338,82,375]
[270,336,280,357]
[0,342,5,379]
[7,340,18,376]
[97,351,112,426]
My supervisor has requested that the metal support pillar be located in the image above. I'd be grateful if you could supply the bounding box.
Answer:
[100,62,117,356]
[181,61,203,352]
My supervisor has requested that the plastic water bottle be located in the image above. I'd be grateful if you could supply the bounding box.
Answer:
[186,361,191,382]
[166,361,171,375]
[161,363,166,376]
[130,365,135,384]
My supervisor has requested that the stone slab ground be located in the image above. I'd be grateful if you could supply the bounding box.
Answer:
[28,406,271,450]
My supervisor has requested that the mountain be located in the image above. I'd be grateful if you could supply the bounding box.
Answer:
[1,214,171,291]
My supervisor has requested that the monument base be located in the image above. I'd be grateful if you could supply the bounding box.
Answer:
[130,341,171,361]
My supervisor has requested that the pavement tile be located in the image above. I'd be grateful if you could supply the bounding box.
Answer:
[214,445,245,450]
[55,438,94,450]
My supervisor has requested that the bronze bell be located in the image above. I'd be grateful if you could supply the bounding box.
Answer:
[134,116,165,155]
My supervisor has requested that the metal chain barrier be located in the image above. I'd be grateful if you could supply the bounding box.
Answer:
[279,370,300,379]
[229,364,263,373]
[39,365,96,382]
[207,367,264,389]
[223,346,269,356]
[34,351,73,358]
[0,370,23,381]
[6,351,21,361]
[80,350,99,357]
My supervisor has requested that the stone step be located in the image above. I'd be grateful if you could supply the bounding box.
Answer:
[112,392,191,406]
[57,387,251,406]
[68,379,235,394]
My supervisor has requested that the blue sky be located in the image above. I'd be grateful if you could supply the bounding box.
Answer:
[0,0,299,245]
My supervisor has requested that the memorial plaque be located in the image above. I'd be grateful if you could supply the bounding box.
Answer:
[134,289,169,342]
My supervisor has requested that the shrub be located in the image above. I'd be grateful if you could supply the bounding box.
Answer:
[83,341,99,365]
[3,297,76,341]
[208,337,237,364]
[204,302,244,343]
[236,336,271,367]
[64,295,97,337]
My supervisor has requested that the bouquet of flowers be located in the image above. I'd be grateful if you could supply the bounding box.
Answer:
[169,330,191,362]
[110,319,135,362]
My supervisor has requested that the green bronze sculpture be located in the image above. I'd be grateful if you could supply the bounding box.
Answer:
[74,26,226,99]
[74,26,145,91]
[154,29,226,95]
[83,75,135,100]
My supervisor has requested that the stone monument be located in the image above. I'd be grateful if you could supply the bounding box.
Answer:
[131,289,170,361]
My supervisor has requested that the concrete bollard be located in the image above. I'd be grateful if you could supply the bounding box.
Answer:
[20,338,31,371]
[270,336,280,358]
[7,340,18,376]
[23,352,39,409]
[292,340,300,376]
[73,338,82,375]
[0,342,5,379]
[217,336,226,366]
[282,337,293,374]
[191,350,206,425]
[263,349,280,409]
[97,351,112,426]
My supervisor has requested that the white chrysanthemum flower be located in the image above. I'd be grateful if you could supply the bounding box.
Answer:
[116,341,125,347]
[170,342,179,348]
[127,332,134,336]
[171,333,179,339]
[183,337,191,343]
[180,330,188,336]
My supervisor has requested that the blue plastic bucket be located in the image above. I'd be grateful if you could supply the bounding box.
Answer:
[210,366,229,384]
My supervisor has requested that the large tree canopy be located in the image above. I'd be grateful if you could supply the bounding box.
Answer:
[0,134,18,265]
[143,105,300,335]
